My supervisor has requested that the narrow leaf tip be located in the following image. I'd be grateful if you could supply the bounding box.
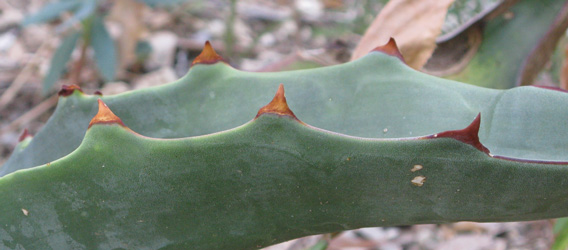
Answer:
[192,41,225,65]
[88,99,126,128]
[256,84,301,121]
[428,113,489,154]
[58,84,84,97]
[371,38,405,63]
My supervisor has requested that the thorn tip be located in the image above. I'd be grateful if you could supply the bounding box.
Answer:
[192,41,225,65]
[255,84,301,122]
[428,113,489,154]
[58,84,84,97]
[88,99,126,128]
[371,38,405,63]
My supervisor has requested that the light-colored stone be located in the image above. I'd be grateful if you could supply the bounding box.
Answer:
[275,20,298,40]
[295,0,323,22]
[133,67,177,90]
[100,82,131,95]
[145,31,178,70]
[438,234,504,250]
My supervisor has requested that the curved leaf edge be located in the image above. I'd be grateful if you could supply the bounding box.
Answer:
[4,39,568,177]
[7,84,567,182]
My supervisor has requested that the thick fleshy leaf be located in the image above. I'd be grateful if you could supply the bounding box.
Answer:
[42,31,81,94]
[21,0,80,26]
[90,15,116,82]
[3,41,568,249]
[0,98,568,248]
[429,0,568,89]
[438,0,503,42]
[4,43,568,175]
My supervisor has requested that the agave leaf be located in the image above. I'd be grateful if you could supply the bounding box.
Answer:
[438,0,504,42]
[0,94,567,249]
[42,31,81,94]
[434,0,568,88]
[21,0,81,26]
[90,15,116,82]
[4,42,568,176]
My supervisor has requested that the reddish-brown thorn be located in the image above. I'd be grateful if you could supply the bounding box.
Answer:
[94,90,103,96]
[191,41,226,66]
[255,84,302,122]
[18,128,32,142]
[58,84,84,97]
[427,113,490,154]
[371,38,405,63]
[88,99,126,128]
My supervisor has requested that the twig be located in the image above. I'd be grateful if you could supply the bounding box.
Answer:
[0,94,58,136]
[69,40,89,85]
[0,39,51,111]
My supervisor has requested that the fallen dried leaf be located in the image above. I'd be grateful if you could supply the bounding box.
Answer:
[351,0,456,69]
[518,1,568,86]
[108,0,148,76]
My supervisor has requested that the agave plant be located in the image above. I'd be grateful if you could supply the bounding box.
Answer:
[0,40,567,249]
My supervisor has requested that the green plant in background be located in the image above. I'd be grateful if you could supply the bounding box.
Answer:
[553,218,568,250]
[23,0,116,93]
[425,0,568,89]
[22,0,189,94]
[1,40,568,249]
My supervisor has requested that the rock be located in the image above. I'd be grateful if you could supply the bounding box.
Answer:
[133,67,177,90]
[294,0,323,22]
[234,19,253,48]
[275,20,298,41]
[438,235,506,250]
[237,2,292,21]
[207,20,226,38]
[240,50,285,71]
[100,82,131,95]
[145,31,178,70]
[259,33,277,47]
[0,8,23,31]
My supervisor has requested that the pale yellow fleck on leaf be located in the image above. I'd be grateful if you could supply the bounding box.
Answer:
[411,176,426,187]
[411,164,423,172]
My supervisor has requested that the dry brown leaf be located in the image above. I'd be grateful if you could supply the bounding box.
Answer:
[108,0,148,75]
[518,1,568,86]
[350,0,456,69]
